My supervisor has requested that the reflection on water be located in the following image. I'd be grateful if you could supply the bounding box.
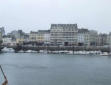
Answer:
[0,53,111,85]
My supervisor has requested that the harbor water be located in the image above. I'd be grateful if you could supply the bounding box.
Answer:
[0,53,111,85]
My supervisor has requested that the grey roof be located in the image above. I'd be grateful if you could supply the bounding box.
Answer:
[51,24,78,28]
[78,28,89,33]
[38,30,50,34]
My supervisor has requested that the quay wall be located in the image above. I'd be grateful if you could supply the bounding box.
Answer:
[6,45,111,52]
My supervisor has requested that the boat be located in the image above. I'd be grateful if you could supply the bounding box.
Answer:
[100,44,111,56]
[100,52,109,56]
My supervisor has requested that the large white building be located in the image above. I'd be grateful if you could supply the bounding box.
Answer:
[50,24,78,46]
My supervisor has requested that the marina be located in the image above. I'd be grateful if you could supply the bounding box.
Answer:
[0,0,111,85]
[1,47,111,56]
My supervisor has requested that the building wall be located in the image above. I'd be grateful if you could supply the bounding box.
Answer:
[89,30,98,46]
[44,34,50,43]
[37,33,44,42]
[37,30,50,44]
[3,37,12,45]
[7,30,29,44]
[50,24,78,46]
[2,37,17,46]
[29,30,50,44]
[107,33,111,45]
[77,29,90,46]
[29,32,38,42]
[97,33,108,46]
[0,27,5,36]
[0,32,2,41]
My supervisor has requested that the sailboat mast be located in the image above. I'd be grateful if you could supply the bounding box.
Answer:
[0,65,8,85]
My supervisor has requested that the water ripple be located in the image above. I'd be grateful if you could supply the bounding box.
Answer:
[0,64,49,70]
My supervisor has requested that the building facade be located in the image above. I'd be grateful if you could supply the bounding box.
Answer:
[88,30,98,46]
[29,31,38,42]
[77,28,90,46]
[97,33,108,46]
[29,30,50,45]
[0,32,2,43]
[8,30,29,44]
[0,27,5,36]
[37,30,50,44]
[107,32,111,46]
[50,24,78,46]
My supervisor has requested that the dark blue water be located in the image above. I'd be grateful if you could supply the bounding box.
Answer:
[0,53,111,85]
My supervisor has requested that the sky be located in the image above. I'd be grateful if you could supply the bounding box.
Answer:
[0,0,111,33]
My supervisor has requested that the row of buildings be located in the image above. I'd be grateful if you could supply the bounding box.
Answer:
[0,24,111,46]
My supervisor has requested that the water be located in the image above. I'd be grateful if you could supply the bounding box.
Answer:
[0,53,111,85]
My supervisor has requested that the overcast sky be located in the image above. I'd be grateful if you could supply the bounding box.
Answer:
[0,0,111,33]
